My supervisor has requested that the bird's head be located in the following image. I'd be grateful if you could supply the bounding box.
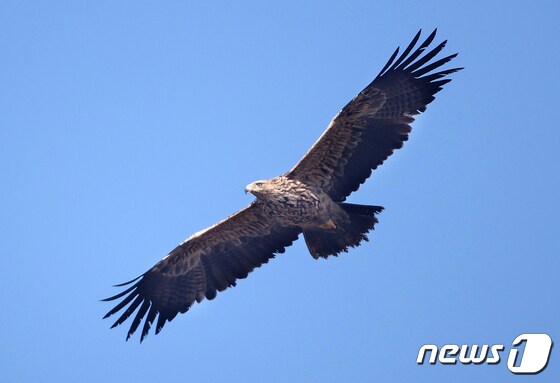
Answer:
[246,178,285,200]
[245,179,270,197]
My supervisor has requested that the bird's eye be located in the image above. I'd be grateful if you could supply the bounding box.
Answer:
[256,182,263,187]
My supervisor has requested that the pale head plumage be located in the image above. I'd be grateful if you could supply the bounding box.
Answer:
[244,177,291,201]
[244,179,272,197]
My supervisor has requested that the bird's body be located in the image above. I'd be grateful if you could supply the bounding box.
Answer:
[246,176,382,258]
[103,29,462,341]
[247,177,337,227]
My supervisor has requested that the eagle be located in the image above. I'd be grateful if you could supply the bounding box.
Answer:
[103,29,462,341]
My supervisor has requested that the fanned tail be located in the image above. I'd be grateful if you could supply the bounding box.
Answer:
[303,203,383,259]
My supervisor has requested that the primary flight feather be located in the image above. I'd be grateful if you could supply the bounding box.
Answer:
[103,29,462,342]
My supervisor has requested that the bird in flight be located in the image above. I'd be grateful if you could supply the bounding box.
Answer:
[103,29,462,342]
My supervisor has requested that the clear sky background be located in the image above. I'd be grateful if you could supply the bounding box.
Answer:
[1,1,559,382]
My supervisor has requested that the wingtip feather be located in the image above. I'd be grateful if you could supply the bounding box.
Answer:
[113,275,142,287]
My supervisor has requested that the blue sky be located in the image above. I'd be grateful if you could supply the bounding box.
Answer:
[1,1,559,382]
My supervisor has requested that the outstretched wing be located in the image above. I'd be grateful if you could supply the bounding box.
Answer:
[287,29,462,202]
[103,202,301,342]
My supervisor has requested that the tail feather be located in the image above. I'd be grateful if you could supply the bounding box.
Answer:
[303,203,383,259]
[339,203,384,216]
